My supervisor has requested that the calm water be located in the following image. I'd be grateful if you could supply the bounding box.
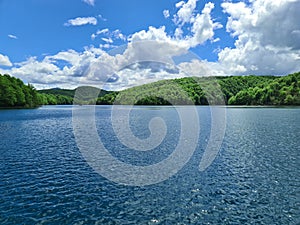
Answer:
[0,106,299,224]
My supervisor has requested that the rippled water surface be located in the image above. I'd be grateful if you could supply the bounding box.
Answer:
[0,106,299,224]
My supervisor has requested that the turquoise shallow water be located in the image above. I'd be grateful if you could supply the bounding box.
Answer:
[0,106,299,224]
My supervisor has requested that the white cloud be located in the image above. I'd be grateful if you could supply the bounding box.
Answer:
[163,10,170,19]
[107,62,183,90]
[101,37,113,44]
[91,28,126,42]
[112,29,126,41]
[127,26,189,64]
[46,49,82,65]
[212,37,220,43]
[97,28,109,34]
[188,2,222,47]
[8,34,17,39]
[6,47,108,89]
[0,54,12,67]
[175,1,185,8]
[99,44,113,49]
[219,0,300,75]
[173,0,197,25]
[98,14,107,21]
[91,34,97,40]
[91,28,109,40]
[174,27,183,38]
[131,2,221,51]
[64,17,97,26]
[11,57,62,86]
[82,0,95,6]
[178,59,211,77]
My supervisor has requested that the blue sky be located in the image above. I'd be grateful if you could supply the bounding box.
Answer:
[0,0,299,90]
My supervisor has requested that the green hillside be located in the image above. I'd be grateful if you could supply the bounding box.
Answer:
[0,74,41,108]
[38,88,76,98]
[97,72,300,105]
[39,87,111,98]
[0,74,76,107]
[1,72,300,108]
[38,87,112,105]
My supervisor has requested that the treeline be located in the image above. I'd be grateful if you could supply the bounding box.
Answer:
[226,73,300,105]
[38,88,74,105]
[1,72,300,108]
[39,93,73,105]
[0,74,73,108]
[0,74,41,108]
[96,72,300,105]
[40,86,112,105]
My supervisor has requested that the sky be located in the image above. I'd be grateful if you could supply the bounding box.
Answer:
[0,0,299,90]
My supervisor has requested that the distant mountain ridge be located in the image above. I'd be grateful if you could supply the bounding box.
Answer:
[38,88,76,98]
[38,87,112,98]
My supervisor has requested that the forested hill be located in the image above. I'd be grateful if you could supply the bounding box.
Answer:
[0,74,74,108]
[97,72,300,105]
[39,87,113,105]
[0,74,41,108]
[1,72,300,108]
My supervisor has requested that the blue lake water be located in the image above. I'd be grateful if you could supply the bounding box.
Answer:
[0,105,299,224]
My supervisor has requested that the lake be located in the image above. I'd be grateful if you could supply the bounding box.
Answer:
[0,105,299,224]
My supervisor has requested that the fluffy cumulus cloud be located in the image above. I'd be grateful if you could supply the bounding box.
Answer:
[127,26,189,63]
[3,47,106,89]
[64,17,97,26]
[189,2,222,47]
[218,0,300,75]
[0,54,12,67]
[173,0,197,25]
[127,1,221,59]
[104,61,182,90]
[178,59,211,77]
[11,57,62,85]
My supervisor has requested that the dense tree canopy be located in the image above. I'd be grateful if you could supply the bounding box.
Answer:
[0,74,74,108]
[0,74,41,108]
[39,86,112,105]
[227,72,300,105]
[96,72,300,106]
[1,72,300,108]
